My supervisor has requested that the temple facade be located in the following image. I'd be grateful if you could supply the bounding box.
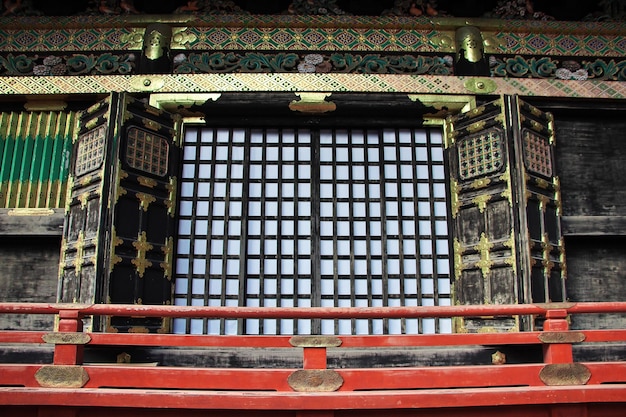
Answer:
[1,1,626,416]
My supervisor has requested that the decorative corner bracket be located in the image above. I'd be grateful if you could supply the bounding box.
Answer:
[289,93,336,114]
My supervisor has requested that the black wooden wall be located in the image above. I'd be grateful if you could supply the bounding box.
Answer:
[553,104,626,330]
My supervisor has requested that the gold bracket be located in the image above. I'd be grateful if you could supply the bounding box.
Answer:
[475,232,494,279]
[160,237,174,280]
[110,226,123,270]
[73,231,85,274]
[472,194,491,213]
[136,192,156,211]
[137,176,157,188]
[450,178,460,218]
[453,238,466,280]
[132,231,153,277]
[289,93,336,114]
[165,176,177,218]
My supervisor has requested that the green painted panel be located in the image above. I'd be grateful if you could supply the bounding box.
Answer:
[0,110,77,208]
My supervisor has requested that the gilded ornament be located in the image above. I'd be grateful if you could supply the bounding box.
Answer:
[470,178,491,190]
[85,118,100,131]
[535,177,550,189]
[289,92,336,114]
[137,176,157,188]
[132,231,153,278]
[467,120,486,134]
[166,176,177,217]
[142,118,161,131]
[467,105,486,119]
[444,118,456,148]
[542,233,555,275]
[143,27,171,61]
[136,192,156,211]
[472,194,491,213]
[453,238,465,280]
[491,350,506,365]
[449,178,460,218]
[160,237,174,280]
[72,231,85,274]
[475,232,494,279]
[171,28,197,49]
[121,29,145,50]
[464,78,497,94]
[430,34,454,51]
[78,191,90,209]
[482,35,504,54]
[455,26,484,63]
[130,76,165,92]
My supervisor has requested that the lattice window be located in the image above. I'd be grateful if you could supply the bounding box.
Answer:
[174,126,452,335]
[458,128,504,180]
[75,125,106,176]
[522,129,553,177]
[125,127,169,177]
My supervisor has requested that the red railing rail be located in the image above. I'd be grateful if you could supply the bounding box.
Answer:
[3,301,626,317]
[1,302,626,413]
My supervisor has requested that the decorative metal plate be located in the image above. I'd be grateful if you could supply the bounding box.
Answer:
[289,336,342,348]
[42,332,91,345]
[539,363,591,386]
[35,365,90,388]
[287,370,344,392]
[538,332,586,344]
[125,127,169,177]
[458,127,504,180]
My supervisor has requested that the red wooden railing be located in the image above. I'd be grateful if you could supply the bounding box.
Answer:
[1,302,626,416]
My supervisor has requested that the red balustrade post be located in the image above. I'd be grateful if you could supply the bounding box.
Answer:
[53,309,84,365]
[542,308,573,364]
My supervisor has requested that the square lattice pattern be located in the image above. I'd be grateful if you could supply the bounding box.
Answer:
[75,125,106,176]
[174,126,452,335]
[522,129,553,177]
[125,127,169,177]
[458,128,505,180]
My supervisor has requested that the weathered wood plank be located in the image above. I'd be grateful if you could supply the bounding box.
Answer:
[562,216,626,236]
[565,237,626,330]
[0,209,64,236]
[0,236,60,330]
[555,117,626,218]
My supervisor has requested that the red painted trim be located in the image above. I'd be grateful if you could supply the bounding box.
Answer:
[1,386,625,410]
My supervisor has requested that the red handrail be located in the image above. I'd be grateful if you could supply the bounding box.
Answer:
[2,301,626,318]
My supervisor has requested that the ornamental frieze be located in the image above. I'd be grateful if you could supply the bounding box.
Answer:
[2,51,625,81]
